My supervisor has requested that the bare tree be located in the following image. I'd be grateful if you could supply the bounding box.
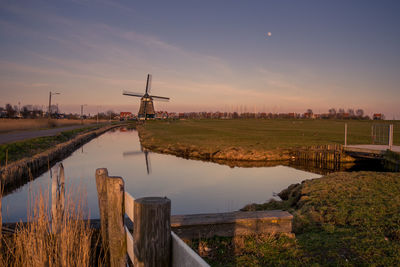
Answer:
[356,109,364,118]
[5,103,16,118]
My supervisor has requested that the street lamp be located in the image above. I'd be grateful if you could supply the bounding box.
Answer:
[97,105,102,124]
[81,104,87,125]
[48,91,60,120]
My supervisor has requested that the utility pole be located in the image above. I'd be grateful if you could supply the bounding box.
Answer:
[81,104,87,125]
[48,91,60,120]
[97,105,101,124]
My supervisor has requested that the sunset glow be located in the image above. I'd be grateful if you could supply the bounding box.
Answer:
[1,1,399,118]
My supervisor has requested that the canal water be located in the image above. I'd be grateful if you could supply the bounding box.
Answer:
[2,128,321,223]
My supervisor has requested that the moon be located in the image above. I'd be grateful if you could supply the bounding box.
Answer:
[267,32,272,37]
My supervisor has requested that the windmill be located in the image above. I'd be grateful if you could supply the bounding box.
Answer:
[123,74,170,120]
[123,147,151,174]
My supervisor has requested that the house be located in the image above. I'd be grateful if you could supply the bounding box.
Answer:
[120,112,133,120]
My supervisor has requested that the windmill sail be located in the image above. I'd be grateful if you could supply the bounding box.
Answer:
[123,91,144,97]
[151,95,170,101]
[146,74,152,94]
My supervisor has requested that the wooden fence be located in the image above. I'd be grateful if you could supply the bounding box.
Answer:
[95,168,209,267]
[290,144,344,166]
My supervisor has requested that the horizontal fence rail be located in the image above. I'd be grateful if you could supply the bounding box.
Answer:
[172,231,209,267]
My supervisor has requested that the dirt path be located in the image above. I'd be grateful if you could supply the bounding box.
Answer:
[0,124,104,145]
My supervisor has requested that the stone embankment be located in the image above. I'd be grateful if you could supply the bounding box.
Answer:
[0,124,122,194]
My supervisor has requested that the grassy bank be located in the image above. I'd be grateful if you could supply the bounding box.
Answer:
[0,118,110,133]
[0,126,99,166]
[139,119,399,161]
[194,171,400,266]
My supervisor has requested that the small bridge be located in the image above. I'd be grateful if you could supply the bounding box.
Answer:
[344,145,400,159]
[343,123,400,170]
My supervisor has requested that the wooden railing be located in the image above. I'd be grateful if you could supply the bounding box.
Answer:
[95,168,209,267]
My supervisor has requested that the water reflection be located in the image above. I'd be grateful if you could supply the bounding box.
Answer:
[123,147,151,174]
[2,128,320,223]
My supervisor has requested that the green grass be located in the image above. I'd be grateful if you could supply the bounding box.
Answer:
[0,126,98,166]
[196,172,400,266]
[143,119,400,151]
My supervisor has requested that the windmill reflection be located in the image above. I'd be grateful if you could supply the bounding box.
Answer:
[123,147,151,174]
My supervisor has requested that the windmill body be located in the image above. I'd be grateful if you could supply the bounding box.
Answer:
[123,74,170,120]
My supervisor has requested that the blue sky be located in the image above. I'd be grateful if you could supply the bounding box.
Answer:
[1,0,399,118]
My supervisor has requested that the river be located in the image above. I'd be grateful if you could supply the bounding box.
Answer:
[2,127,321,223]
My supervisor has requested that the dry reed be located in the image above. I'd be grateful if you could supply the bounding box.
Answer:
[0,185,95,266]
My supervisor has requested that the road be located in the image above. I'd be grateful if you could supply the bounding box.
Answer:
[0,124,96,145]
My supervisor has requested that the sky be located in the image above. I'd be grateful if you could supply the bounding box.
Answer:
[0,0,399,118]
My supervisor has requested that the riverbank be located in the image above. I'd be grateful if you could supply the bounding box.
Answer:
[137,119,381,164]
[194,171,400,266]
[0,118,110,133]
[0,123,127,194]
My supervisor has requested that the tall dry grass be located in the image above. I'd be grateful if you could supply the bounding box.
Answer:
[0,118,106,133]
[0,186,96,266]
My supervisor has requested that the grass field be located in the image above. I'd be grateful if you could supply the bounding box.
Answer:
[143,119,400,151]
[195,171,400,266]
[0,119,109,133]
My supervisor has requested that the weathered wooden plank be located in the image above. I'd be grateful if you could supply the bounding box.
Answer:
[171,210,293,240]
[125,226,134,264]
[124,192,135,222]
[95,168,126,267]
[171,231,210,267]
[134,197,171,267]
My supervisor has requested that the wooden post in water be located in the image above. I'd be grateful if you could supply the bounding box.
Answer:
[344,123,348,147]
[51,163,65,234]
[134,197,171,267]
[95,168,126,267]
[389,124,393,150]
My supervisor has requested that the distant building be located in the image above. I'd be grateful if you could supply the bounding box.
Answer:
[303,112,313,119]
[373,113,383,120]
[120,112,133,120]
[155,111,169,119]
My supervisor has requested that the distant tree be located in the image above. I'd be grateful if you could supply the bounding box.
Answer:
[347,109,355,117]
[338,108,345,114]
[306,109,313,114]
[5,103,16,118]
[356,109,364,118]
[21,105,32,118]
[328,108,336,116]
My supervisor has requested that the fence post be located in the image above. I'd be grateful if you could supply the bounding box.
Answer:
[95,168,126,267]
[344,123,347,147]
[134,197,171,267]
[389,124,393,150]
